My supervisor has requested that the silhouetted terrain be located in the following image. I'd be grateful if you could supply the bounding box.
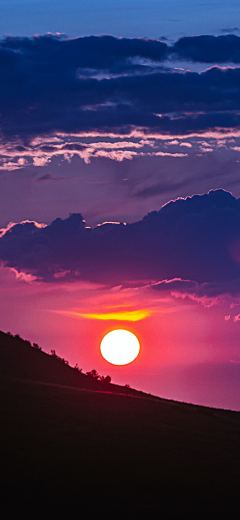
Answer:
[1,331,240,516]
[0,330,153,397]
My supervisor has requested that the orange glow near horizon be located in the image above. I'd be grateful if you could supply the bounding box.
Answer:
[100,329,140,365]
[52,309,153,321]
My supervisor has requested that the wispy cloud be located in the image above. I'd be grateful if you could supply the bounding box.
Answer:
[52,308,153,321]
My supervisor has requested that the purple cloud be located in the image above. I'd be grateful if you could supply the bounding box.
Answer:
[172,34,240,63]
[1,34,240,141]
[1,189,240,290]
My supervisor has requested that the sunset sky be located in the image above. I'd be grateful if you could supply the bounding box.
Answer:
[1,1,240,410]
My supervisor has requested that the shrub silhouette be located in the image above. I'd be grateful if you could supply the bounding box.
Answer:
[50,349,70,365]
[86,370,111,383]
[99,375,111,383]
[33,342,41,350]
[74,363,82,372]
[86,369,100,379]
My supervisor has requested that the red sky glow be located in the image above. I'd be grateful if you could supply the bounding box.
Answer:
[2,18,240,410]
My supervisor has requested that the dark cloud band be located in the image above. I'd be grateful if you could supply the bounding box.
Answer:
[1,189,240,291]
[1,34,240,140]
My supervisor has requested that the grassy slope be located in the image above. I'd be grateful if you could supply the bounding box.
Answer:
[1,331,240,513]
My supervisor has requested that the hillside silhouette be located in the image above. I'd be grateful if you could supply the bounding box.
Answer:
[1,330,240,516]
[0,330,152,397]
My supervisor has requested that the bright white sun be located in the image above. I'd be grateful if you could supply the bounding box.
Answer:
[100,329,140,365]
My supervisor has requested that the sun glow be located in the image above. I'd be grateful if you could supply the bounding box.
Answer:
[100,329,140,365]
[78,310,150,321]
[53,309,151,321]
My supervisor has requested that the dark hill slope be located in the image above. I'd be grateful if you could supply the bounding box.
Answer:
[1,331,240,515]
[1,376,240,516]
[0,330,153,398]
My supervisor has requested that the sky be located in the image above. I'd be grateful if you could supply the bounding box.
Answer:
[1,1,240,410]
[2,1,240,39]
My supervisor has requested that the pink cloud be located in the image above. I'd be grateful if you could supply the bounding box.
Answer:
[0,220,47,238]
[33,157,51,167]
[9,268,36,283]
[155,151,188,157]
[170,291,220,308]
[1,129,240,171]
[180,142,192,148]
[233,314,240,322]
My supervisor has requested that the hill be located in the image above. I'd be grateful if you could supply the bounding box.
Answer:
[1,331,240,516]
[0,330,154,398]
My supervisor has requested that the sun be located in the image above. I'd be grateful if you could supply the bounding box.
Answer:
[100,329,140,365]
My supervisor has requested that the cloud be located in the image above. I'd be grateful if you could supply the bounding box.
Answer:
[2,189,240,291]
[33,156,51,167]
[180,142,192,148]
[53,309,152,321]
[2,34,240,143]
[221,28,239,34]
[152,279,198,292]
[1,130,240,172]
[37,173,58,182]
[151,278,240,306]
[154,152,188,158]
[172,34,240,63]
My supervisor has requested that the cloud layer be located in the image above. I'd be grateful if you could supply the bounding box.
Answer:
[1,34,240,141]
[1,189,240,293]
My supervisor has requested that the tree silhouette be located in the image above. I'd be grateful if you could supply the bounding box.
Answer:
[86,370,112,382]
[99,375,111,383]
[86,369,100,379]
